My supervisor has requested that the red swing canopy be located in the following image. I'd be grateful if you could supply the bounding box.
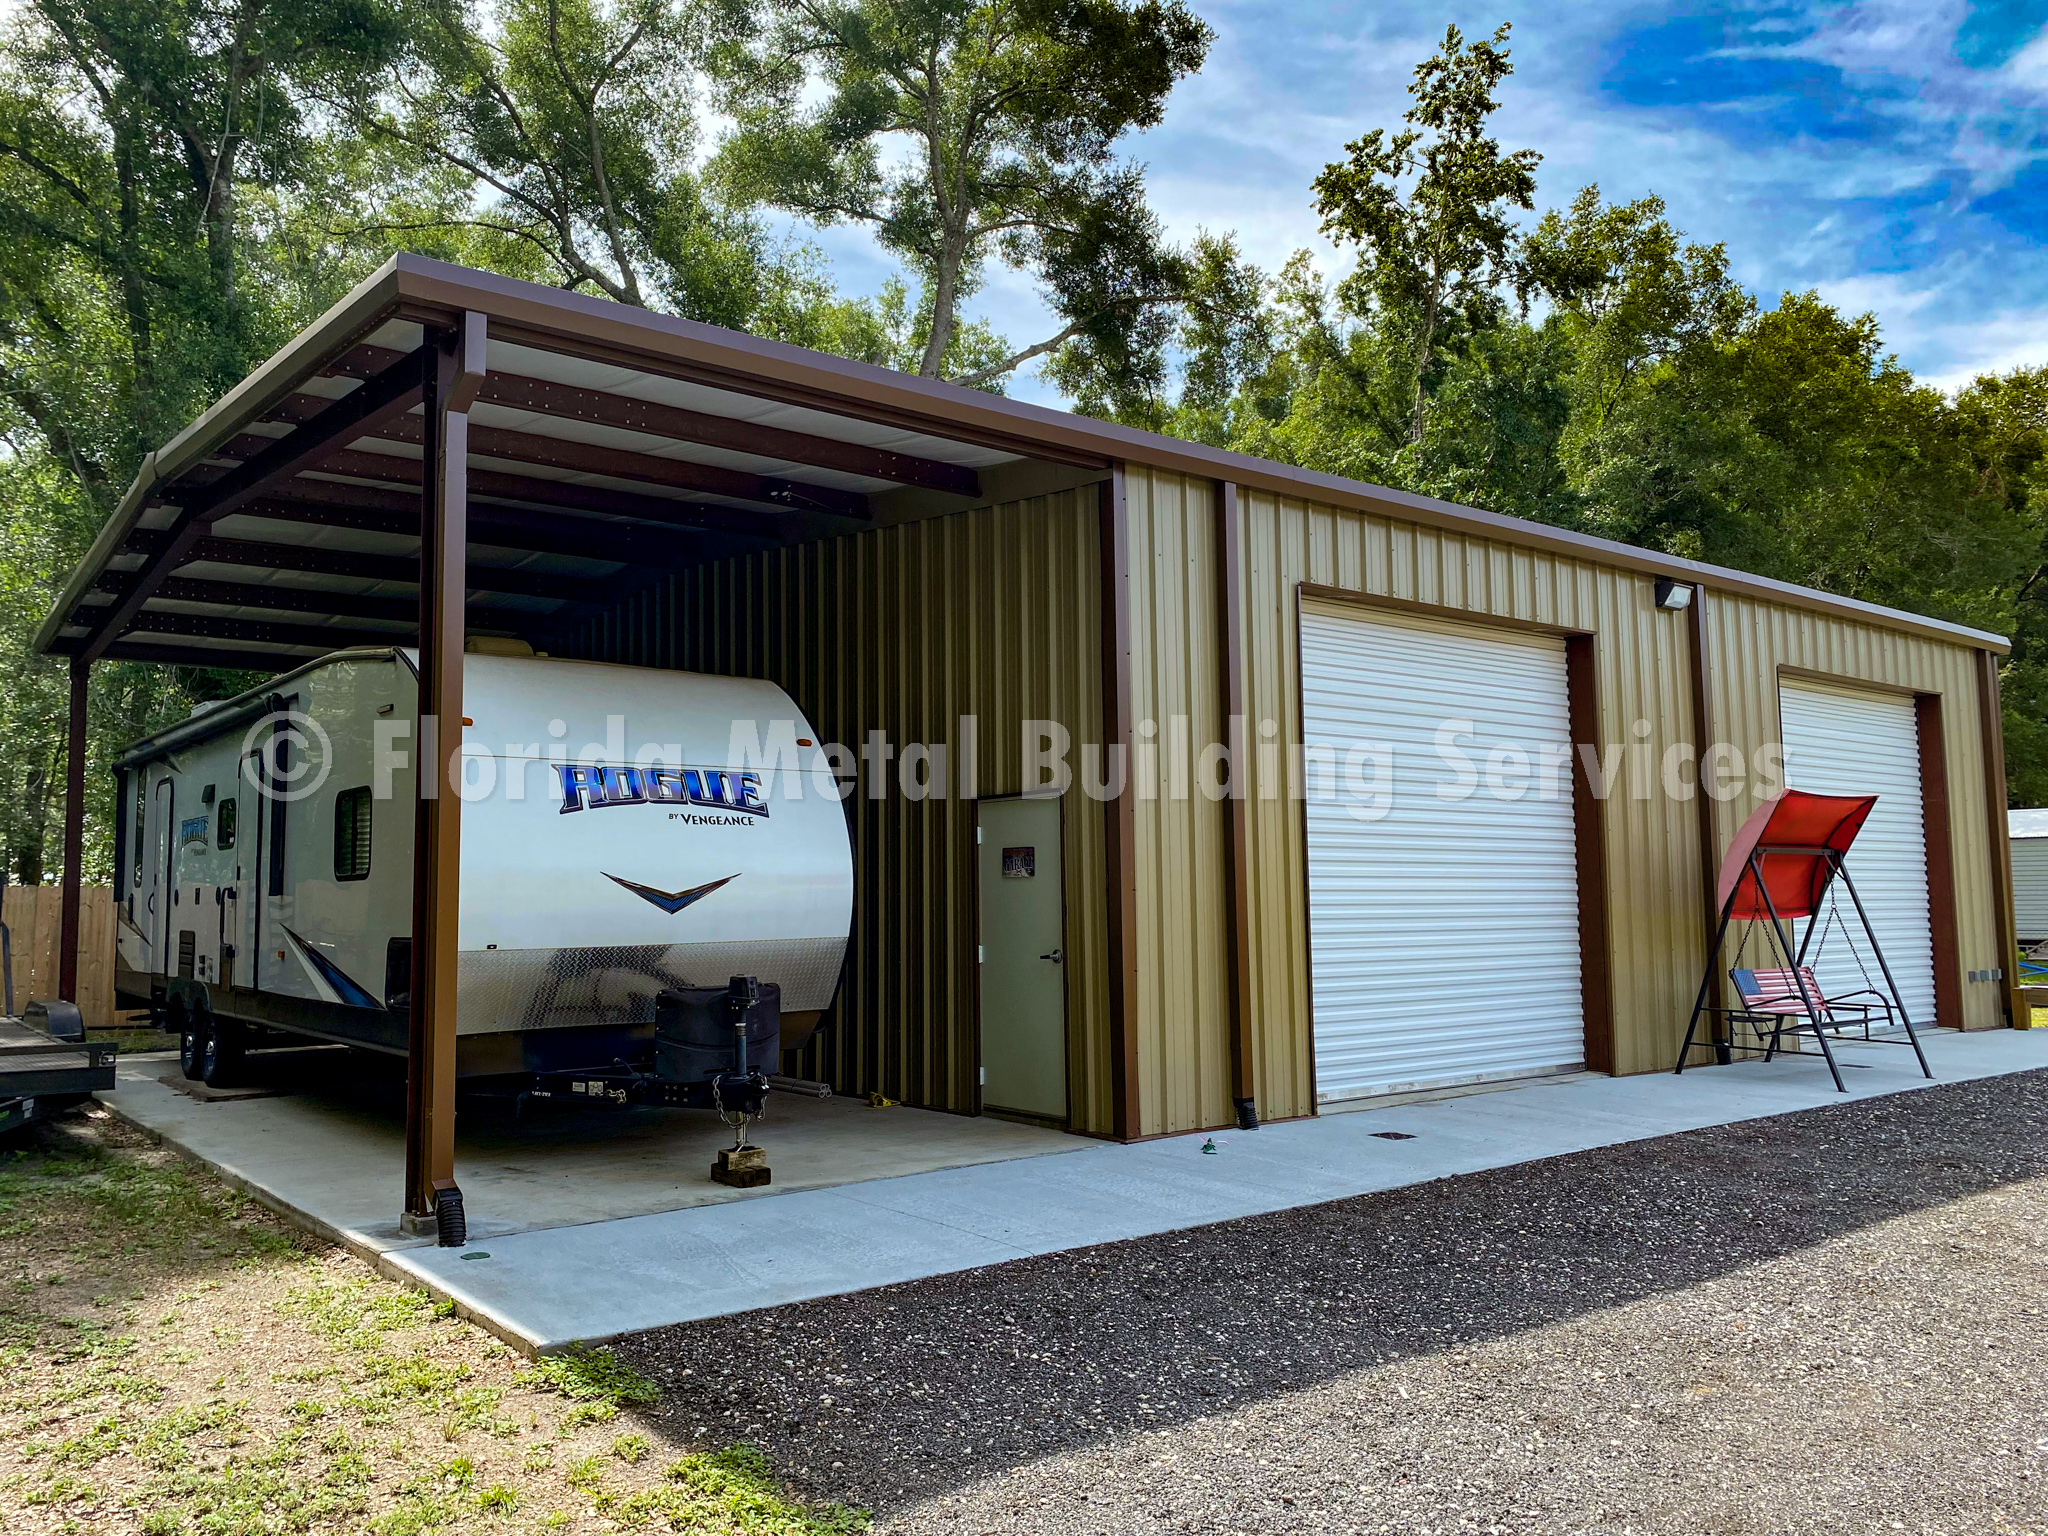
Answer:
[1716,788,1877,922]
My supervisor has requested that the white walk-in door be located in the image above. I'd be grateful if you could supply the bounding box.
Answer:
[1300,605,1585,1104]
[1777,681,1937,1023]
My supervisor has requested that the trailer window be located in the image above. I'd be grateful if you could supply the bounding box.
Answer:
[217,797,237,850]
[334,787,372,882]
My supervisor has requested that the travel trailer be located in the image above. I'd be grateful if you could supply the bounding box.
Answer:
[112,646,854,1094]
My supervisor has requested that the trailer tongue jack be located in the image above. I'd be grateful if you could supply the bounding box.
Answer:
[708,976,772,1188]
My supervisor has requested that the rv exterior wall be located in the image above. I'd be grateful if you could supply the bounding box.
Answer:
[569,485,1116,1132]
[111,652,852,1056]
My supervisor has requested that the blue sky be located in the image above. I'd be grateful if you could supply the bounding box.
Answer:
[794,1,2048,407]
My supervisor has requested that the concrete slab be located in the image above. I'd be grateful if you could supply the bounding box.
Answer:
[381,1027,2048,1350]
[104,1049,1078,1253]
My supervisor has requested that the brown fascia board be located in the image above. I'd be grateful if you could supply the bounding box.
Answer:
[40,251,2013,658]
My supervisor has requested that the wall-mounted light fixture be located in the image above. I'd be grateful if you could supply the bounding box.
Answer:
[1654,577,1693,612]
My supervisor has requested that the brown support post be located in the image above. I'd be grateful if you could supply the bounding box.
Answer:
[405,312,486,1237]
[1916,693,1964,1029]
[1098,469,1140,1140]
[1216,482,1257,1126]
[1565,635,1616,1074]
[1977,649,2021,1028]
[56,656,89,1003]
[1684,590,1723,1042]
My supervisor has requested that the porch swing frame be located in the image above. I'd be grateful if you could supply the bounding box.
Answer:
[1675,799,1934,1092]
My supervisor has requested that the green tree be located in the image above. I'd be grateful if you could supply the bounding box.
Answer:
[712,0,1213,391]
[0,0,406,882]
[350,0,793,321]
[1954,368,2048,803]
[1311,21,1539,446]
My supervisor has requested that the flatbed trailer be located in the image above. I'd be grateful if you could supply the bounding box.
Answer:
[0,1016,117,1135]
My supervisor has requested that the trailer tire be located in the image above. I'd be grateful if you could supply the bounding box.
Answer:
[175,1002,204,1081]
[198,1016,243,1089]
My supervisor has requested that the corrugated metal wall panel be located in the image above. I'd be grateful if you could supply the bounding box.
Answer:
[1123,469,1234,1135]
[2012,840,2048,940]
[564,489,1116,1131]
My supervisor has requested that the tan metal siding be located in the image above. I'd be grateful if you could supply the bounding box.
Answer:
[1123,464,2008,1126]
[1700,593,2003,1029]
[567,489,1116,1133]
[1123,469,1235,1134]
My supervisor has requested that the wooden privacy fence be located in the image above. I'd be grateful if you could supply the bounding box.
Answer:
[1,885,123,1029]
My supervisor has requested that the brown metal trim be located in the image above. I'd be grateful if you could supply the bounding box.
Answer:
[1685,592,1724,1026]
[56,657,88,1003]
[125,609,407,651]
[1916,692,1965,1029]
[321,344,983,498]
[1565,635,1618,1074]
[356,412,871,520]
[1977,649,2021,1027]
[1290,585,1320,1113]
[233,489,722,567]
[1216,482,1256,1116]
[405,315,483,1223]
[1297,581,1593,639]
[169,535,607,604]
[98,638,315,671]
[1776,663,1929,700]
[1098,469,1140,1141]
[150,577,424,626]
[310,448,793,540]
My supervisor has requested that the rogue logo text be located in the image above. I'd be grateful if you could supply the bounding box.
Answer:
[556,764,769,817]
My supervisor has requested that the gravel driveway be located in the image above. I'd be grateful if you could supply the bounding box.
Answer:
[619,1070,2048,1534]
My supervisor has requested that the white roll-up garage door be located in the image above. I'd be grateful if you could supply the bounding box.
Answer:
[1301,605,1584,1104]
[1777,681,1937,1023]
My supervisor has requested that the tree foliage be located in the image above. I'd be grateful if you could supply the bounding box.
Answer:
[713,0,1214,395]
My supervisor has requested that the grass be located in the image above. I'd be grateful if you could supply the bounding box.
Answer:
[0,1108,867,1534]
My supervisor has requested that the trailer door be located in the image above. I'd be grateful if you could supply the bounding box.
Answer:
[147,776,175,970]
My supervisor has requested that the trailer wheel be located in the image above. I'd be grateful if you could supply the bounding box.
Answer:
[175,1002,203,1081]
[196,1010,243,1088]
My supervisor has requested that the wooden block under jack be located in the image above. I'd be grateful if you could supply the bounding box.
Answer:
[711,1144,771,1188]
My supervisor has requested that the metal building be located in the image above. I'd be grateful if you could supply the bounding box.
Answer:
[31,256,2020,1226]
[2010,810,2048,944]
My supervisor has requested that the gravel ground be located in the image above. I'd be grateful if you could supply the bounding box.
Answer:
[620,1069,2048,1535]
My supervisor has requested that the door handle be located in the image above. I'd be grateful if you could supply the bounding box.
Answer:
[1039,948,1063,963]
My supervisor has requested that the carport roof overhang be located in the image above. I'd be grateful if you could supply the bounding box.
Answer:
[36,252,2010,669]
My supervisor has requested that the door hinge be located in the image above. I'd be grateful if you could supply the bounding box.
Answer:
[977,826,983,844]
[979,1066,986,1085]
[977,944,984,963]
